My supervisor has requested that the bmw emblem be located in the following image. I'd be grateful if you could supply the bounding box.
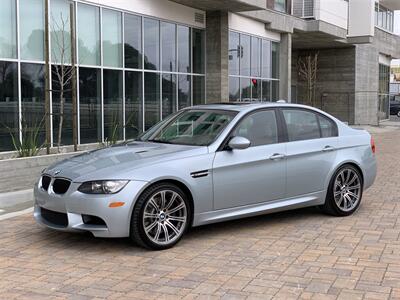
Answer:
[54,170,61,175]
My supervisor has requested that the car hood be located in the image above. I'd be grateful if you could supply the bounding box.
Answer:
[44,142,207,182]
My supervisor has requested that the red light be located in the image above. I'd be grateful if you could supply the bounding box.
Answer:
[371,137,376,154]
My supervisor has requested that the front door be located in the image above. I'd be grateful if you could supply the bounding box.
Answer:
[212,109,286,210]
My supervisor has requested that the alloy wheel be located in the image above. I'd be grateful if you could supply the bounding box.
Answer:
[333,168,361,212]
[142,190,187,245]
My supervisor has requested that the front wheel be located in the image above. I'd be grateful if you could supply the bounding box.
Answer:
[130,183,190,250]
[321,165,363,216]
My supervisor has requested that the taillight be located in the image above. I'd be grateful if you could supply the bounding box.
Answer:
[371,137,376,154]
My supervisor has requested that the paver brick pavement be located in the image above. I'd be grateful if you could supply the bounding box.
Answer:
[0,129,399,299]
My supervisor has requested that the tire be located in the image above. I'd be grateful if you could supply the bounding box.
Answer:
[321,164,363,216]
[130,183,190,250]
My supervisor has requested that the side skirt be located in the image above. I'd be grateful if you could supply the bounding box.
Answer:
[192,191,326,227]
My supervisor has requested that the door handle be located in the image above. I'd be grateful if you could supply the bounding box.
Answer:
[269,153,285,160]
[322,145,335,152]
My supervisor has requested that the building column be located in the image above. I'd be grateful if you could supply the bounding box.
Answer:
[279,32,292,101]
[206,11,229,103]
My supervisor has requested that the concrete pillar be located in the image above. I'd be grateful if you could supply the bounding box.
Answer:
[206,11,229,103]
[279,32,292,101]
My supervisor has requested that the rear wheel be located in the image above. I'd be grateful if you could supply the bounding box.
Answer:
[130,183,190,250]
[322,165,363,216]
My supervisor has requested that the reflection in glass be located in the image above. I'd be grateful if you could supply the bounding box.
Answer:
[240,34,251,77]
[251,37,261,77]
[51,0,71,64]
[78,3,100,66]
[125,71,143,139]
[0,0,17,59]
[261,80,271,102]
[144,72,160,130]
[229,31,240,76]
[272,42,280,79]
[192,29,205,74]
[178,26,190,73]
[193,76,205,105]
[162,73,177,118]
[21,63,45,145]
[178,75,191,110]
[0,62,18,151]
[161,22,176,72]
[103,70,123,141]
[229,77,240,102]
[144,18,160,70]
[102,9,122,67]
[251,79,261,101]
[240,78,251,101]
[262,40,271,78]
[79,67,102,143]
[20,0,45,61]
[52,65,72,146]
[124,14,142,69]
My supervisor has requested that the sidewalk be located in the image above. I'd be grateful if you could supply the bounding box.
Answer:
[0,189,33,218]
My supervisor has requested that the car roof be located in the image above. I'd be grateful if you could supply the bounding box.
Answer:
[191,102,314,113]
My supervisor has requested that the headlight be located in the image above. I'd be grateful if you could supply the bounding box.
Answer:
[78,180,129,194]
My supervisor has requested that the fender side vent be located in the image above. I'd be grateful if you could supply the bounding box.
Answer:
[191,170,209,178]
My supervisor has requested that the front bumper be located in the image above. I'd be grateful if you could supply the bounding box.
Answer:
[34,179,148,238]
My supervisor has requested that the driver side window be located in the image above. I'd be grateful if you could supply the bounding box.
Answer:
[233,110,278,147]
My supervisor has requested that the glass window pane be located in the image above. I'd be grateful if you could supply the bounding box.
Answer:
[272,42,280,79]
[233,110,278,146]
[0,0,17,59]
[144,72,160,130]
[192,29,205,74]
[178,75,191,110]
[193,76,205,105]
[78,3,100,66]
[283,109,320,141]
[52,65,72,146]
[318,115,335,138]
[272,80,279,101]
[103,70,123,141]
[161,22,176,72]
[162,73,177,118]
[251,79,261,101]
[50,0,71,64]
[229,31,240,76]
[79,67,102,143]
[262,40,271,78]
[124,14,142,69]
[261,80,271,101]
[251,37,261,77]
[125,71,142,139]
[144,18,160,70]
[240,78,251,101]
[102,9,122,68]
[178,25,191,73]
[0,62,18,151]
[20,0,45,61]
[240,34,251,77]
[229,77,240,102]
[21,63,46,145]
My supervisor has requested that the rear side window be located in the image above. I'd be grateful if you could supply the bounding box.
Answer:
[318,115,336,138]
[282,109,320,142]
[233,110,278,147]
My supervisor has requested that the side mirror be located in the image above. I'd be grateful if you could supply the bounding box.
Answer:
[228,136,251,150]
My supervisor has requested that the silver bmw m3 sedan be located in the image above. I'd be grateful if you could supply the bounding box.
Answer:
[34,103,377,250]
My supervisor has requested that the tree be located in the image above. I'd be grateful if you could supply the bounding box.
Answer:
[297,52,319,107]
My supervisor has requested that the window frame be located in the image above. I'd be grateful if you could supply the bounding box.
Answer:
[278,107,338,143]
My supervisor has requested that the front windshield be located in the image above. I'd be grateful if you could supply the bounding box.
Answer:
[139,109,237,146]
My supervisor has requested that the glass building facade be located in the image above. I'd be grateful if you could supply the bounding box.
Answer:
[228,30,280,102]
[0,0,205,151]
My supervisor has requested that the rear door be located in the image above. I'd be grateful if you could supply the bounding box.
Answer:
[212,109,286,210]
[280,108,338,198]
